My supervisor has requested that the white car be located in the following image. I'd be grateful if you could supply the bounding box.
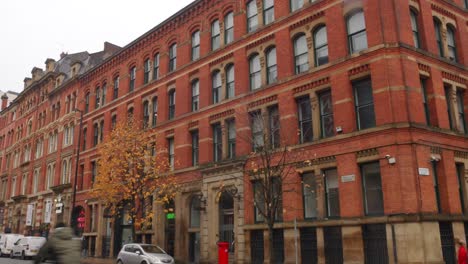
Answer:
[0,234,24,256]
[117,244,174,264]
[10,236,46,259]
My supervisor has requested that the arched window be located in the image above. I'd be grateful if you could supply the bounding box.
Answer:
[224,12,234,44]
[46,165,53,189]
[266,47,277,84]
[249,54,261,90]
[226,64,235,99]
[447,26,457,62]
[152,97,158,127]
[101,83,107,106]
[294,34,309,74]
[211,20,220,50]
[190,196,201,228]
[129,66,136,92]
[127,107,134,119]
[347,10,368,54]
[247,1,258,32]
[93,123,98,146]
[85,92,90,113]
[62,160,68,184]
[168,90,176,120]
[433,18,444,57]
[143,101,150,128]
[111,115,117,130]
[82,128,87,151]
[212,71,222,103]
[95,87,101,109]
[192,80,200,111]
[192,30,200,61]
[153,53,160,80]
[314,26,329,66]
[263,0,274,25]
[99,120,104,142]
[144,59,151,84]
[169,44,177,72]
[113,76,119,100]
[410,10,420,48]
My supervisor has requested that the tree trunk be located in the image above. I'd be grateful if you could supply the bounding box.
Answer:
[268,224,275,264]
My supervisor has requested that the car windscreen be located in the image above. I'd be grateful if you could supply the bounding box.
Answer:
[141,245,165,254]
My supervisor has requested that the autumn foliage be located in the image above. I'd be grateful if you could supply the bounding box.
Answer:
[90,119,177,240]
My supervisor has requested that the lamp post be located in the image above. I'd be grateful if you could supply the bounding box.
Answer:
[70,108,83,230]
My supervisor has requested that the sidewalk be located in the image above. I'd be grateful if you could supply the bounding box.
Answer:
[81,257,116,264]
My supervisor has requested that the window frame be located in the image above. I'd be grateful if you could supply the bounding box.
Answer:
[227,119,236,159]
[144,59,151,84]
[249,54,261,90]
[213,123,223,162]
[168,90,176,120]
[446,26,457,62]
[211,20,221,51]
[266,47,277,84]
[191,30,200,61]
[169,44,177,72]
[353,78,376,130]
[191,79,200,111]
[294,34,309,74]
[247,1,259,32]
[313,25,329,66]
[153,53,160,80]
[212,71,222,104]
[225,64,235,99]
[224,12,234,45]
[361,162,384,216]
[129,66,136,92]
[318,89,334,138]
[433,18,444,57]
[297,96,313,143]
[346,10,368,54]
[191,130,199,166]
[263,0,275,25]
[113,76,119,100]
[410,10,420,49]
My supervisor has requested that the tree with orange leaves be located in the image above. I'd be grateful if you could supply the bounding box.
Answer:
[90,119,177,242]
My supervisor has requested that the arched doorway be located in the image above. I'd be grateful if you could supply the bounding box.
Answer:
[113,204,133,256]
[219,192,234,253]
[71,206,85,236]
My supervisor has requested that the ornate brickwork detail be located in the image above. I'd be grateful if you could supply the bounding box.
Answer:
[442,71,467,86]
[289,11,325,31]
[245,34,275,50]
[209,52,234,67]
[247,95,278,109]
[296,155,336,168]
[418,63,430,74]
[293,77,330,94]
[356,148,379,158]
[165,129,175,136]
[431,4,456,20]
[455,151,468,159]
[209,109,235,121]
[188,121,199,129]
[431,146,442,154]
[348,64,370,77]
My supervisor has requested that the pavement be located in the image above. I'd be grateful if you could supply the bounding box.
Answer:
[81,257,115,264]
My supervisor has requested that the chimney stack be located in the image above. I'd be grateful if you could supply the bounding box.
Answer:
[24,77,32,89]
[45,58,56,72]
[1,94,8,110]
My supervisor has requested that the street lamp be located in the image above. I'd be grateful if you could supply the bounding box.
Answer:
[70,108,83,230]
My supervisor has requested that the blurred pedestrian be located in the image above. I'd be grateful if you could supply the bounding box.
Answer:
[35,222,81,264]
[81,236,88,257]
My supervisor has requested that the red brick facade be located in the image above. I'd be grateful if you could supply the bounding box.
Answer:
[1,0,467,263]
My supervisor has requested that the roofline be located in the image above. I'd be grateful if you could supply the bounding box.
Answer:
[79,0,201,79]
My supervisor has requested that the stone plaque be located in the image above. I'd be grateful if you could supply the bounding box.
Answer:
[418,168,430,176]
[341,174,355,183]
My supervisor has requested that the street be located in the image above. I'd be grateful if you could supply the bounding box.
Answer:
[0,257,114,264]
[0,258,42,264]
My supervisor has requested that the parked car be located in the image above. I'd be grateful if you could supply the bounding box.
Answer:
[0,234,24,256]
[116,243,174,264]
[10,236,46,259]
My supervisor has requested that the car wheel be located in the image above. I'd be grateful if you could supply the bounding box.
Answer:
[21,251,25,260]
[140,261,148,264]
[117,260,123,264]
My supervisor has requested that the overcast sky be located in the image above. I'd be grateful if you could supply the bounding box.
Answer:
[0,0,194,94]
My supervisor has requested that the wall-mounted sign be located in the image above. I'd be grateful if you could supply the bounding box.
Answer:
[341,174,356,183]
[26,204,34,226]
[166,213,175,220]
[44,200,52,223]
[418,168,430,176]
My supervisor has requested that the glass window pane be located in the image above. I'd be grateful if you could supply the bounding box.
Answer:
[347,11,366,34]
[351,31,368,52]
[303,173,317,218]
[291,0,304,11]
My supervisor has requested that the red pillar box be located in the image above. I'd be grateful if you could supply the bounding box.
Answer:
[217,242,229,264]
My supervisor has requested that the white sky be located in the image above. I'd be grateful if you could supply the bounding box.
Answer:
[0,0,194,94]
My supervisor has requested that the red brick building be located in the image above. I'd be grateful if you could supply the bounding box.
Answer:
[0,0,467,263]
